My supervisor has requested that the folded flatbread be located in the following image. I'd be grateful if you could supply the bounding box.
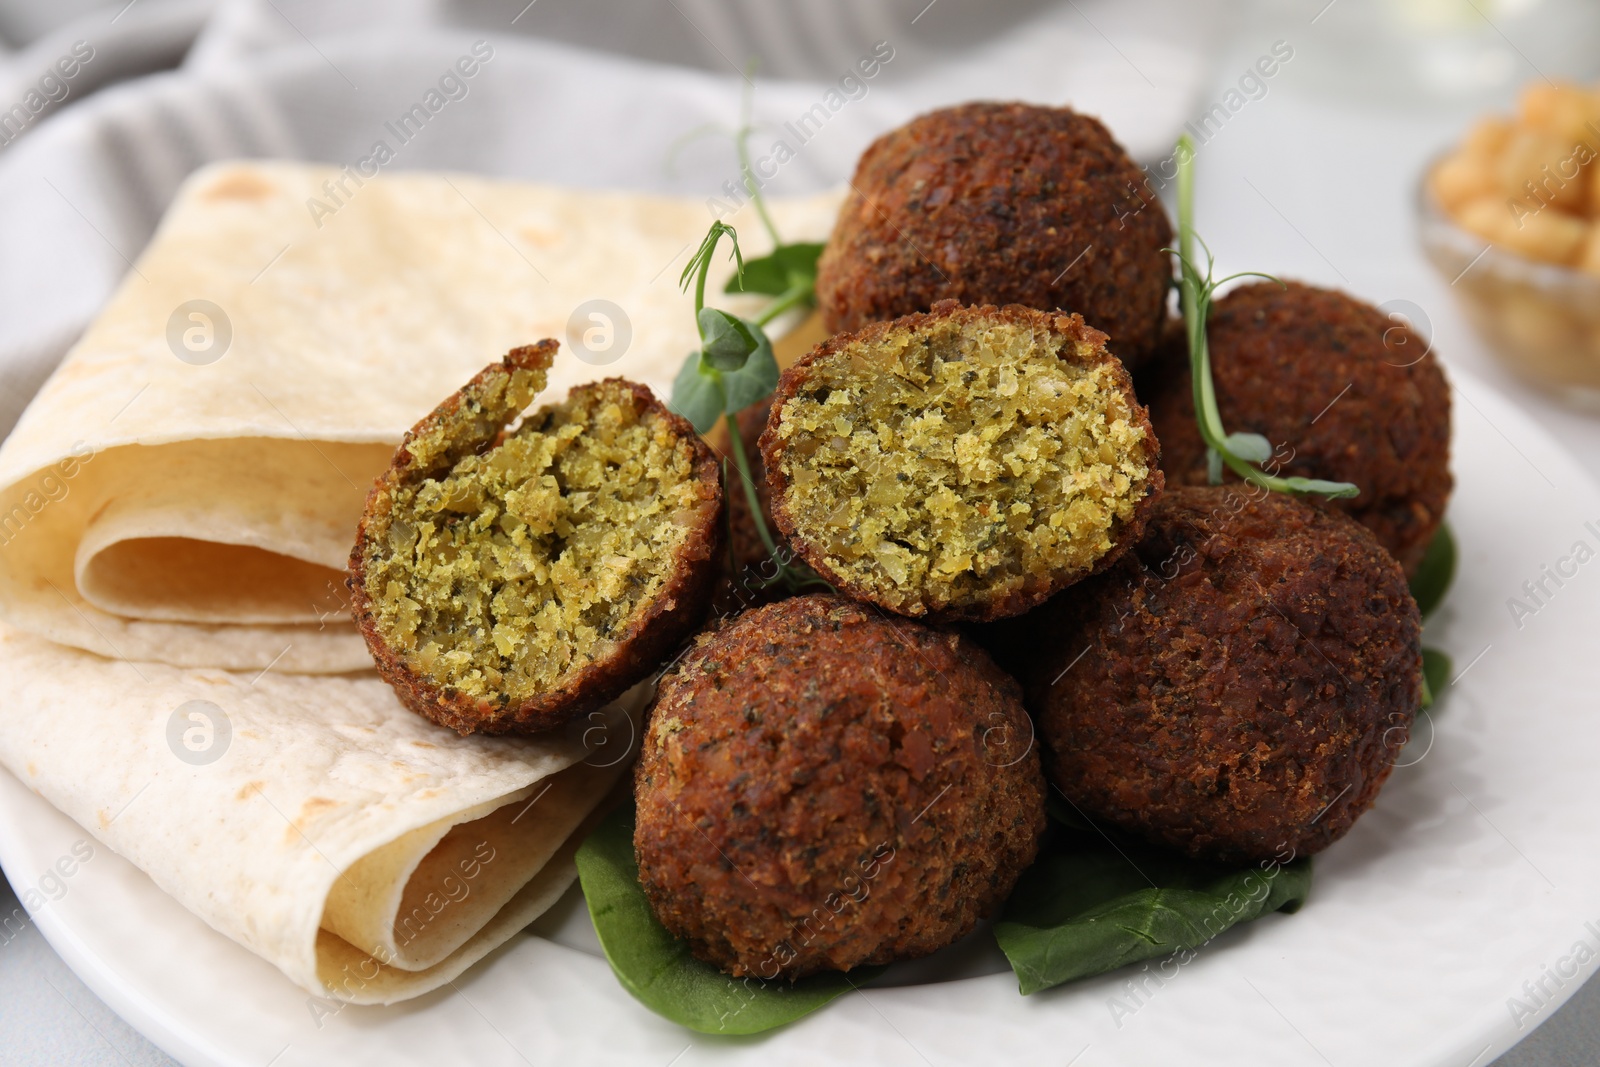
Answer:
[0,162,844,1000]
[0,620,641,1002]
[0,161,844,672]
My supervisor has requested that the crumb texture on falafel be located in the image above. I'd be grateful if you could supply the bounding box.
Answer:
[633,594,1045,980]
[1028,485,1422,865]
[814,102,1173,365]
[358,367,714,713]
[766,303,1158,621]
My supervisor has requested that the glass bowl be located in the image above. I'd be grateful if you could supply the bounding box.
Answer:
[1417,163,1600,408]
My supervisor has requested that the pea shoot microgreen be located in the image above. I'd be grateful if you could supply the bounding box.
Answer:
[725,85,825,314]
[1176,138,1452,719]
[671,222,777,436]
[670,220,828,597]
[667,73,825,325]
[1173,135,1360,501]
[664,74,836,599]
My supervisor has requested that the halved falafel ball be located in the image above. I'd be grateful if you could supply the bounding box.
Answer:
[815,102,1173,366]
[634,594,1045,980]
[349,343,723,735]
[760,301,1163,623]
[1027,485,1422,866]
[1147,282,1452,575]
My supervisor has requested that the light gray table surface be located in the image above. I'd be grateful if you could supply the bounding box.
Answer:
[3,0,1600,1063]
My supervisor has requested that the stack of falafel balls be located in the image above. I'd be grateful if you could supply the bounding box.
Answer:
[637,101,1449,983]
[350,102,1451,987]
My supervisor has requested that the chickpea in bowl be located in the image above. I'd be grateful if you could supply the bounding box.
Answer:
[1421,81,1600,405]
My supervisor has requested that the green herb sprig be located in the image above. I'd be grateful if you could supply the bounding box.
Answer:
[667,73,825,323]
[725,82,825,316]
[1174,135,1359,500]
[670,221,828,597]
[1175,137,1453,715]
[671,222,778,435]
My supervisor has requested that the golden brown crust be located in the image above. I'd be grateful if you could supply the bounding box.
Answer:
[814,101,1173,366]
[759,300,1164,623]
[634,594,1046,980]
[348,346,724,735]
[1025,485,1422,865]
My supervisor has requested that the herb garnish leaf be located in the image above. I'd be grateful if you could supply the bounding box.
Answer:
[1407,523,1457,709]
[672,222,774,435]
[669,217,830,597]
[720,77,824,320]
[1410,523,1457,620]
[669,356,727,440]
[576,804,882,1034]
[728,242,825,297]
[1421,647,1452,709]
[994,805,1312,995]
[665,74,824,321]
[1222,431,1274,464]
[696,306,778,413]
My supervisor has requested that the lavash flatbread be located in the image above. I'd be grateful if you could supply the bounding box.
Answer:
[0,161,844,671]
[0,163,845,1001]
[0,620,639,1003]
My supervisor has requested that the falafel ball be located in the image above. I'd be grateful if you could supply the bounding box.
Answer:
[814,102,1173,367]
[634,594,1046,980]
[1146,282,1452,575]
[350,343,723,735]
[761,301,1163,623]
[1027,485,1421,866]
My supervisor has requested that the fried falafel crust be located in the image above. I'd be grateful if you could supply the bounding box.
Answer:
[349,343,724,735]
[815,102,1173,366]
[634,594,1046,980]
[1147,282,1453,575]
[761,301,1163,623]
[1028,486,1422,866]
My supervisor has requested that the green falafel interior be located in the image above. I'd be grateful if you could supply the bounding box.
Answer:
[766,302,1158,620]
[355,345,716,715]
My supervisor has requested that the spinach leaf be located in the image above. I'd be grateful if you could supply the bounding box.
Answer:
[725,242,824,297]
[994,815,1312,995]
[1421,646,1452,709]
[1410,523,1457,619]
[576,805,880,1035]
[1410,524,1456,709]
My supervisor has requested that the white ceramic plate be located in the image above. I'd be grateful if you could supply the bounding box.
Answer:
[3,365,1600,1067]
[3,24,1599,1064]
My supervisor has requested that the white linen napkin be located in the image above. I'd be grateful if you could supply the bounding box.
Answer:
[0,0,1222,439]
